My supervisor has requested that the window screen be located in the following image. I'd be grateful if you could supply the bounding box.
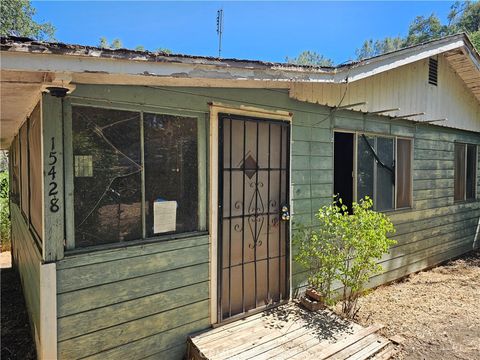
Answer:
[455,142,477,201]
[357,134,412,210]
[396,138,412,208]
[376,137,394,211]
[357,135,375,201]
[20,122,29,218]
[71,105,201,248]
[144,113,198,236]
[73,106,142,247]
[29,103,43,238]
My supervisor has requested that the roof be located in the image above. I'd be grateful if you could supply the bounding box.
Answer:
[1,33,479,148]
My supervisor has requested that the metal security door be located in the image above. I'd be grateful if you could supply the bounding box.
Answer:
[218,113,290,322]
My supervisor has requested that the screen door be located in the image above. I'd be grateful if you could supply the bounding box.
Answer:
[218,113,290,322]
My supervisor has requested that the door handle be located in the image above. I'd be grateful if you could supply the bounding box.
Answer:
[281,205,290,221]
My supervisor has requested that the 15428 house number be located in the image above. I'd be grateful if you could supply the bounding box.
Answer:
[48,137,60,213]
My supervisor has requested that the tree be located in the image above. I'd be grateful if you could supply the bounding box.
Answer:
[99,36,108,48]
[355,1,479,59]
[356,37,404,59]
[135,45,145,51]
[156,47,172,54]
[286,50,334,67]
[0,0,55,40]
[110,38,122,49]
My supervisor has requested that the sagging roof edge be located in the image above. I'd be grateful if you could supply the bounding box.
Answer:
[1,33,478,84]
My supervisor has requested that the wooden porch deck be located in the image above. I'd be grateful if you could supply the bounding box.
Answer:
[187,302,397,360]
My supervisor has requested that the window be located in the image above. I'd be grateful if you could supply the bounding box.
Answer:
[72,105,200,248]
[19,121,29,219]
[358,135,412,210]
[454,143,477,201]
[29,103,43,238]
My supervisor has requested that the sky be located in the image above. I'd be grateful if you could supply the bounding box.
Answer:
[32,1,456,64]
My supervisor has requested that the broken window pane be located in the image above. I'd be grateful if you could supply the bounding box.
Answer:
[376,137,394,211]
[73,106,142,247]
[357,135,375,202]
[144,113,198,237]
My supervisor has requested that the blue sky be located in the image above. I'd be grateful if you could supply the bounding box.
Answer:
[32,1,456,64]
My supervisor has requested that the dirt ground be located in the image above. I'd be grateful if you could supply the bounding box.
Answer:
[1,252,37,360]
[354,249,480,360]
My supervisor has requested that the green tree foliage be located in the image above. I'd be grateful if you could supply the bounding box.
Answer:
[0,0,55,40]
[156,47,172,54]
[293,197,395,318]
[135,45,145,51]
[356,1,479,59]
[286,50,334,66]
[0,152,10,251]
[98,37,123,49]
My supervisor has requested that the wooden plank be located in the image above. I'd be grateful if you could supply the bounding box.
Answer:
[58,281,209,341]
[57,243,209,292]
[344,337,390,360]
[39,262,57,360]
[42,93,64,261]
[57,262,209,317]
[85,318,210,360]
[328,334,380,359]
[290,325,383,359]
[57,234,208,269]
[58,300,209,359]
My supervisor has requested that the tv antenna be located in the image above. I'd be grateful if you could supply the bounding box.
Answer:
[216,8,224,58]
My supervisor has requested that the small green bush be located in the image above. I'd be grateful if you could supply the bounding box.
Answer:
[0,170,10,251]
[293,197,396,318]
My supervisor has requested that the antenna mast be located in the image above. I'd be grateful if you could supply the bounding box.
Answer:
[216,8,224,58]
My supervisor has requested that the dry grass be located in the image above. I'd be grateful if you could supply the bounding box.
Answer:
[353,249,480,360]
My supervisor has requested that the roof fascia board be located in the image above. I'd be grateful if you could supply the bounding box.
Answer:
[333,39,466,82]
[0,51,337,83]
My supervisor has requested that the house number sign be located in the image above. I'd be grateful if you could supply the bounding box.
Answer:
[48,137,60,213]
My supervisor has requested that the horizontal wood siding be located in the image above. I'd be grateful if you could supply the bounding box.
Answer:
[56,234,210,360]
[61,84,478,357]
[10,203,42,348]
[292,113,480,293]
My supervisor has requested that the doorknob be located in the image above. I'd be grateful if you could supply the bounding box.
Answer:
[281,205,290,221]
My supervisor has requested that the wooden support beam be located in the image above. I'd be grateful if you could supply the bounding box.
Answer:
[42,93,65,261]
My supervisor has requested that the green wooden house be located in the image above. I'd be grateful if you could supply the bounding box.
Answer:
[1,33,479,359]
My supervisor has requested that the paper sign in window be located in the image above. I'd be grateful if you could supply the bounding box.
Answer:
[153,201,177,234]
[75,155,93,177]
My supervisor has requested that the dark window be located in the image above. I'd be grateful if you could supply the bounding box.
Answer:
[144,113,198,237]
[455,142,477,201]
[72,106,200,248]
[333,132,354,210]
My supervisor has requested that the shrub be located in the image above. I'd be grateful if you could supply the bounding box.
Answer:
[293,196,396,317]
[0,170,10,251]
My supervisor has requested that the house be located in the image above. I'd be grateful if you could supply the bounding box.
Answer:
[1,33,479,359]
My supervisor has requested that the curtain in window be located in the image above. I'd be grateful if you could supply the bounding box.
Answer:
[376,137,394,211]
[466,144,477,200]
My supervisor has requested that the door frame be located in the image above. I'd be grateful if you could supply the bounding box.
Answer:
[208,102,292,325]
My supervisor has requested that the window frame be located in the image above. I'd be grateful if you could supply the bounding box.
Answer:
[454,141,478,203]
[333,129,413,212]
[64,100,208,252]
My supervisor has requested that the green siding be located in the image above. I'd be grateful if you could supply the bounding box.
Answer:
[52,84,480,359]
[10,204,42,347]
[56,234,210,359]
